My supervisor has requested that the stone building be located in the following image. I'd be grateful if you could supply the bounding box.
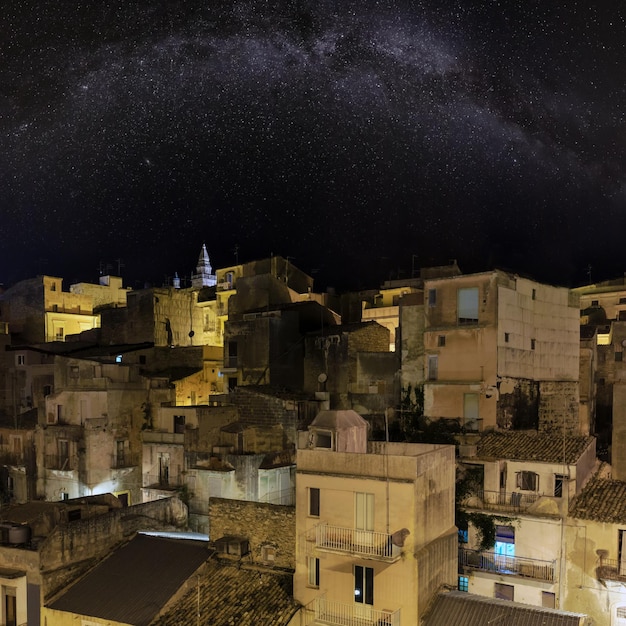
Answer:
[37,350,173,504]
[0,275,99,343]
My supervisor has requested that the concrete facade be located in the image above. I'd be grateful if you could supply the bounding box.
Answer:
[422,271,580,432]
[294,415,457,626]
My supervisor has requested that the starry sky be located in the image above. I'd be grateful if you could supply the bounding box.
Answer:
[1,0,624,290]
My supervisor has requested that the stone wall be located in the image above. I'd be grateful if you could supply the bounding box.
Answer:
[208,497,295,570]
[40,497,187,597]
[538,381,580,436]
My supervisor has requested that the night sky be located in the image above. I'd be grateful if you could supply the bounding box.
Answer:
[1,1,624,291]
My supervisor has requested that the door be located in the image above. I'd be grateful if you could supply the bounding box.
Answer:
[354,565,374,619]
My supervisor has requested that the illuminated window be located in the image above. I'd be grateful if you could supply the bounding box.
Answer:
[354,565,374,605]
[458,576,469,592]
[494,526,515,558]
[115,355,122,363]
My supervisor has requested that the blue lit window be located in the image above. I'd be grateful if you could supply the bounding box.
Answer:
[115,355,122,363]
[458,576,469,592]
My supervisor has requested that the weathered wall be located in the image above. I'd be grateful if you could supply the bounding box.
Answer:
[208,497,295,570]
[496,378,539,430]
[538,381,580,436]
[41,497,187,598]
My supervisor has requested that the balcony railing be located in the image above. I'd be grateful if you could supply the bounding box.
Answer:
[459,547,555,582]
[111,453,139,469]
[315,524,400,562]
[45,455,78,471]
[259,488,295,506]
[596,558,626,583]
[304,596,400,626]
[143,474,184,489]
[460,490,540,513]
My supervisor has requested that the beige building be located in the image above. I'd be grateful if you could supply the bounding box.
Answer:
[421,270,580,433]
[69,275,130,310]
[565,468,626,626]
[458,431,596,609]
[294,410,457,625]
[0,275,99,343]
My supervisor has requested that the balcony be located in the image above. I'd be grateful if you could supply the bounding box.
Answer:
[315,524,401,562]
[111,453,139,469]
[460,490,540,513]
[45,455,78,471]
[596,558,626,584]
[143,474,184,490]
[459,547,555,582]
[304,597,400,626]
[141,431,184,445]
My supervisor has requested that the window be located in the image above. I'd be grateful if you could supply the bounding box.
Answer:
[427,355,438,381]
[354,565,374,605]
[428,289,437,307]
[116,440,126,467]
[542,592,555,609]
[532,288,536,300]
[174,415,186,434]
[314,430,333,449]
[139,355,146,365]
[437,335,446,347]
[458,576,469,592]
[4,585,16,626]
[463,393,479,426]
[591,300,599,306]
[307,557,320,587]
[55,328,64,341]
[617,352,624,362]
[457,287,479,324]
[309,487,320,517]
[115,354,122,363]
[494,526,515,557]
[516,471,538,491]
[494,583,514,601]
[43,385,52,396]
[504,332,510,343]
[458,529,468,544]
[355,492,374,531]
[530,338,536,350]
[619,530,626,576]
[554,474,566,498]
[262,545,276,565]
[69,365,79,379]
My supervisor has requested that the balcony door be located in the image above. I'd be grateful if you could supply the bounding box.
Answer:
[355,493,374,548]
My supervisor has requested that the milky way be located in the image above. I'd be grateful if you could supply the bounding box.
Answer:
[1,0,624,288]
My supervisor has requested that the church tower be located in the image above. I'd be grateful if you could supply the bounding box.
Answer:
[191,244,217,288]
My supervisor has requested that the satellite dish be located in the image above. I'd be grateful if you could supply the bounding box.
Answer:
[621,339,626,348]
[318,373,328,383]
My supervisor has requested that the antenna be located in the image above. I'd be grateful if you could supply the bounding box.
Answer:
[233,244,239,264]
[116,258,125,275]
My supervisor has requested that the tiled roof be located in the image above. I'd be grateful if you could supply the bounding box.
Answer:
[424,591,587,626]
[476,431,594,464]
[570,475,626,523]
[47,535,209,625]
[151,558,300,626]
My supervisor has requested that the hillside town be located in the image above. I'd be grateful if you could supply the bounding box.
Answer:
[1,245,625,625]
